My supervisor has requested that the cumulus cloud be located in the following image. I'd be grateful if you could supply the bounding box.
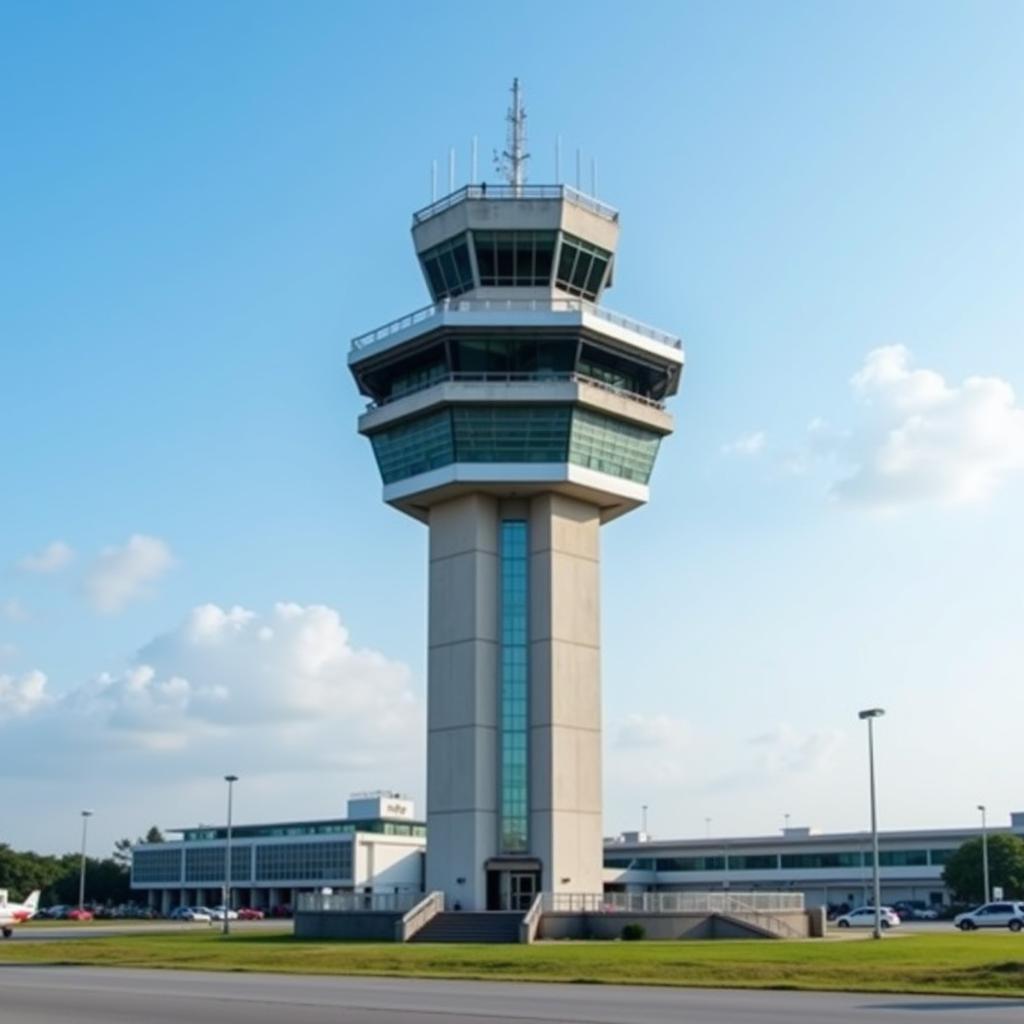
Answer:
[84,534,174,613]
[609,712,842,796]
[721,431,766,457]
[0,603,420,783]
[0,671,50,719]
[747,724,842,776]
[15,541,75,574]
[828,346,1024,510]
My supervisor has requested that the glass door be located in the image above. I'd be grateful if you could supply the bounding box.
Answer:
[509,872,537,911]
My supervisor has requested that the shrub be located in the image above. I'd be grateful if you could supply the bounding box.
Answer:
[621,923,645,941]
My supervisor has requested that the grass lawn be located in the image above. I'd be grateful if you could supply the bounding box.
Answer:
[1,930,1023,997]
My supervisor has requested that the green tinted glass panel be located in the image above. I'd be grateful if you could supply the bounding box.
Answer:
[780,852,864,869]
[555,233,612,299]
[569,409,660,483]
[728,854,779,870]
[420,234,474,300]
[453,406,570,463]
[500,520,529,853]
[371,410,453,483]
[475,231,557,287]
[655,856,726,872]
[451,337,575,375]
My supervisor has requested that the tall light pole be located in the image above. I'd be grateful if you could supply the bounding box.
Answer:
[78,810,93,911]
[978,804,990,903]
[223,775,238,936]
[784,813,791,833]
[641,804,648,835]
[858,708,885,939]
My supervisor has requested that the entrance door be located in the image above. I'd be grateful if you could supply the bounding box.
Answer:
[509,872,537,911]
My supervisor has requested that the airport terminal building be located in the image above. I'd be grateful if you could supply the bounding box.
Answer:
[131,793,425,915]
[604,812,1024,910]
[131,798,1022,913]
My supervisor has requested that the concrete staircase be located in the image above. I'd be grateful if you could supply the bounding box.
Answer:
[409,911,524,943]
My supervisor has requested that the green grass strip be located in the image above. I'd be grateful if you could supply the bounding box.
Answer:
[2,931,1023,997]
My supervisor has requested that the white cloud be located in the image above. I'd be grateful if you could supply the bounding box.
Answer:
[0,603,420,783]
[16,540,74,574]
[747,724,843,776]
[84,534,174,613]
[0,671,50,719]
[608,712,840,796]
[828,346,1024,510]
[1,599,30,623]
[721,431,766,457]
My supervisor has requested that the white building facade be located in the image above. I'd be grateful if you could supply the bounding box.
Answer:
[130,793,425,915]
[604,813,1024,909]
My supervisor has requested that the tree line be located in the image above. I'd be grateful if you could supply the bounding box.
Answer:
[0,826,164,906]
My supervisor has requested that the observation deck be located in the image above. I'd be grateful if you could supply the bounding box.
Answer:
[349,182,682,524]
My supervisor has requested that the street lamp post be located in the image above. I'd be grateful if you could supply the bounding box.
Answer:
[978,804,990,903]
[223,775,238,936]
[858,708,885,940]
[78,810,93,911]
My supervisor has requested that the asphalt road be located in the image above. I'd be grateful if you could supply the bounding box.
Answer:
[1,967,1021,1023]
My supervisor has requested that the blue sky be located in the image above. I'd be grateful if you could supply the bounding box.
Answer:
[1,1,1022,855]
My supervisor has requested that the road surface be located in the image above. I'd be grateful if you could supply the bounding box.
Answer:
[0,966,1020,1023]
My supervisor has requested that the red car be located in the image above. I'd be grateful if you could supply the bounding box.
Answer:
[237,908,264,921]
[66,908,94,921]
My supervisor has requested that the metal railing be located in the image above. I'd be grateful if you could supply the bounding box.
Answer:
[296,891,424,914]
[519,892,545,945]
[542,891,805,915]
[720,909,806,939]
[350,297,682,352]
[412,184,619,225]
[367,370,668,412]
[395,891,444,942]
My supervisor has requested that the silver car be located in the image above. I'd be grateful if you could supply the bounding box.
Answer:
[954,902,1024,931]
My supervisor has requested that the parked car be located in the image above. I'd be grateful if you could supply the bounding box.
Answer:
[237,908,264,921]
[954,902,1024,931]
[269,904,293,919]
[208,906,239,921]
[65,908,94,921]
[893,901,940,921]
[835,906,901,929]
[169,906,212,922]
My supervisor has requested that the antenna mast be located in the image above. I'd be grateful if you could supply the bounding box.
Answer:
[498,77,529,194]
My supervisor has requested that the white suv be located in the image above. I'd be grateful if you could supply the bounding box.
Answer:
[954,902,1024,931]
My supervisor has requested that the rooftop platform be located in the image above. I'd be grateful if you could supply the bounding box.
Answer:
[412,184,618,227]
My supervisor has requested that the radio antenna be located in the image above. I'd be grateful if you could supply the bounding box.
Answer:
[494,78,529,193]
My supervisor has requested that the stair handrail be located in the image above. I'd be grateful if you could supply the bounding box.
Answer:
[519,892,545,944]
[719,908,805,939]
[395,891,445,943]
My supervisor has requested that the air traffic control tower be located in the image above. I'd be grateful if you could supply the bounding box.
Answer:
[349,83,683,912]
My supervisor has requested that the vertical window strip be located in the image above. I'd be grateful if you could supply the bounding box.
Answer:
[499,520,529,854]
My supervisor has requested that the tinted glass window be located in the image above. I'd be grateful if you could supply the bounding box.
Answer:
[555,233,612,300]
[419,234,474,300]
